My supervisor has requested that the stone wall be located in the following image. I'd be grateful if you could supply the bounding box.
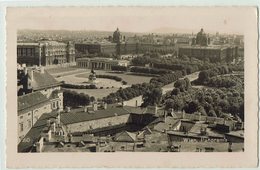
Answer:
[65,114,131,133]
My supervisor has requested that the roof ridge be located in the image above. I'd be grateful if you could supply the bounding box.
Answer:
[18,91,42,98]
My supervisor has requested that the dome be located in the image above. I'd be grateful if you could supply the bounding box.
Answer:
[195,28,208,46]
[113,28,121,43]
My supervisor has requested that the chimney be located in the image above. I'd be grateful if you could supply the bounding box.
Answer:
[40,66,44,74]
[135,100,138,107]
[53,122,56,132]
[57,111,61,126]
[36,142,41,152]
[93,102,98,111]
[29,69,34,81]
[182,110,185,119]
[23,67,28,75]
[103,102,107,110]
[84,106,88,113]
[164,110,167,123]
[66,106,71,113]
[198,112,201,121]
[47,119,51,127]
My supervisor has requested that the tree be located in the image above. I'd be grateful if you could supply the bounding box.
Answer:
[185,100,199,114]
[142,88,162,107]
[174,79,186,92]
[184,78,191,90]
[90,96,96,102]
[171,88,180,96]
[198,71,209,83]
[208,110,217,117]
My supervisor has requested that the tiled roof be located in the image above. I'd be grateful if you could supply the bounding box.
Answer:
[18,112,58,152]
[188,123,208,134]
[18,91,49,115]
[61,107,130,125]
[225,130,244,138]
[123,106,147,114]
[30,70,61,90]
[114,131,137,142]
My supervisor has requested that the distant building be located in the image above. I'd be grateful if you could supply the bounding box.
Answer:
[137,43,177,54]
[174,37,192,45]
[75,42,117,55]
[17,40,75,66]
[178,28,238,63]
[192,28,211,46]
[76,57,129,70]
[112,28,122,43]
[18,66,62,97]
[178,45,238,63]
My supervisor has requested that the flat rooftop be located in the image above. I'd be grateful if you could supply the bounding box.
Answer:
[179,45,236,50]
[60,106,130,125]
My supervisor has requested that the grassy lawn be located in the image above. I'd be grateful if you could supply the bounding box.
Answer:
[75,70,153,85]
[46,67,79,74]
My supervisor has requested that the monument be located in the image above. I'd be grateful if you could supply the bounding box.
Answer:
[88,68,97,84]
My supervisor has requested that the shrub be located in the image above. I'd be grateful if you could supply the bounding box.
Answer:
[122,81,127,85]
[96,75,122,82]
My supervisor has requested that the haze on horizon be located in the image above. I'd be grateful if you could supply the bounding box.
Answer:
[14,7,255,35]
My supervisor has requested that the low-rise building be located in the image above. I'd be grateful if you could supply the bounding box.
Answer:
[17,40,75,66]
[18,92,52,143]
[178,45,238,63]
[18,66,64,143]
[76,57,129,70]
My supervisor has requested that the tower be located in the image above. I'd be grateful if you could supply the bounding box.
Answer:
[113,27,121,43]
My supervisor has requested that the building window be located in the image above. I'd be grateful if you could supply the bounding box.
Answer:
[28,113,30,116]
[34,110,38,115]
[52,102,56,108]
[20,123,24,132]
[28,120,31,128]
[20,116,23,119]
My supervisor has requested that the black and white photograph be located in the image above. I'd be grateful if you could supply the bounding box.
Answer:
[16,8,246,153]
[4,6,258,168]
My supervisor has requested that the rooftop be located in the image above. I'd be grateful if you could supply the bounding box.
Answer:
[76,57,120,63]
[18,91,49,115]
[60,106,130,125]
[17,42,39,46]
[39,40,66,46]
[179,44,236,50]
[225,130,244,138]
[18,112,58,152]
[29,69,62,90]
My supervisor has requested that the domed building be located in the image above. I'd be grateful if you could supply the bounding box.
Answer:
[179,28,238,63]
[192,28,210,46]
[113,27,121,43]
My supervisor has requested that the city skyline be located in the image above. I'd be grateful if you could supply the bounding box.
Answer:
[10,7,254,34]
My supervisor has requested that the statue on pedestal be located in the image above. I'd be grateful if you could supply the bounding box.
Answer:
[88,68,96,84]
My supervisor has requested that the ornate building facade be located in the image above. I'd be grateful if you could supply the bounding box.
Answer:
[179,29,238,63]
[17,40,75,66]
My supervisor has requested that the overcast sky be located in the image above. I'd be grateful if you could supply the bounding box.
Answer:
[9,7,256,34]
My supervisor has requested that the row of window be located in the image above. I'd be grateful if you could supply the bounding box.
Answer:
[17,48,36,56]
[19,119,31,132]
